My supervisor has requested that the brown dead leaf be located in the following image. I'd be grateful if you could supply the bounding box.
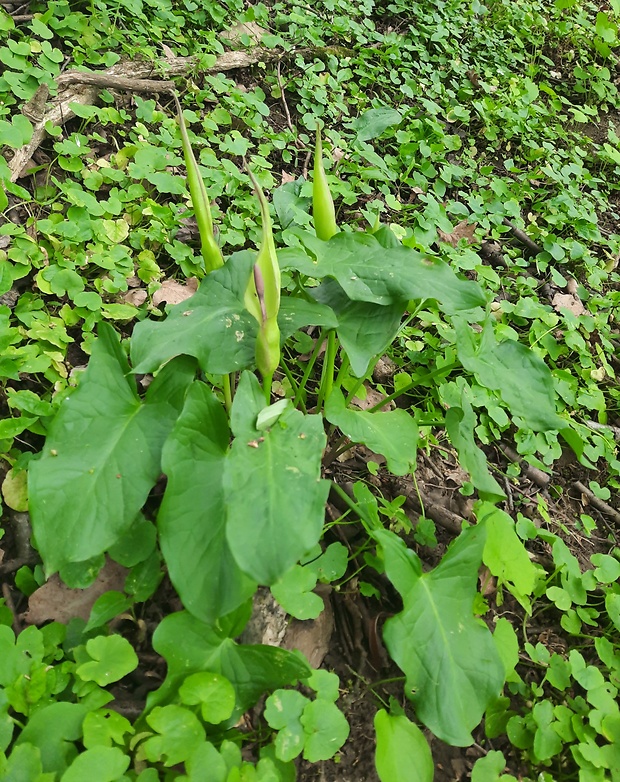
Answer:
[123,289,148,306]
[24,559,128,625]
[152,277,199,307]
[219,21,266,46]
[437,220,477,247]
[552,292,585,317]
[352,385,395,412]
[280,170,296,185]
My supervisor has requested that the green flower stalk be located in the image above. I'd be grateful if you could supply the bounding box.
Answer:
[245,168,281,394]
[174,94,223,273]
[313,126,338,241]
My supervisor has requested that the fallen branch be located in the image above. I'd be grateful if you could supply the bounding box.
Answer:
[573,480,620,526]
[8,50,276,181]
[502,218,543,256]
[498,443,550,488]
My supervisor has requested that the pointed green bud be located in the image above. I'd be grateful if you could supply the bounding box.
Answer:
[174,94,223,273]
[313,127,338,241]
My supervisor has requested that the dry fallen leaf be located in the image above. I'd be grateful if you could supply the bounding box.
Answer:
[552,292,585,317]
[123,289,148,306]
[152,277,199,307]
[24,559,128,625]
[219,21,267,46]
[280,170,296,185]
[437,220,477,247]
[352,384,394,412]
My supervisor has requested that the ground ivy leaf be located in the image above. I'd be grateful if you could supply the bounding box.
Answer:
[158,382,256,623]
[225,374,329,585]
[82,709,134,749]
[300,700,350,762]
[131,252,258,375]
[271,565,323,620]
[29,324,195,574]
[77,635,138,686]
[303,542,348,584]
[374,710,433,782]
[264,690,308,762]
[453,317,562,432]
[143,705,206,767]
[280,231,485,312]
[179,672,236,724]
[471,750,510,782]
[60,746,129,782]
[148,611,310,716]
[325,388,418,476]
[376,526,505,746]
[312,279,406,377]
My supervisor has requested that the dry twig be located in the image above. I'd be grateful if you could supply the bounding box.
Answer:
[573,481,620,526]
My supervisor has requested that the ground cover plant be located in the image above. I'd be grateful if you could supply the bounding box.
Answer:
[1,0,620,779]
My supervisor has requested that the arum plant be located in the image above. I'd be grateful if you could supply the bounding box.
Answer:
[173,93,223,274]
[312,126,339,242]
[27,106,578,781]
[313,127,340,408]
[244,167,282,402]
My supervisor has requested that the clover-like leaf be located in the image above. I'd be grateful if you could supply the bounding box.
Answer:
[179,672,236,724]
[264,689,308,762]
[300,700,350,762]
[143,705,206,767]
[77,635,138,686]
[60,746,129,782]
[271,565,323,620]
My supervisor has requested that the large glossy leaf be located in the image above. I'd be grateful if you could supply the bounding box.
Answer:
[325,388,418,475]
[131,252,258,375]
[374,710,433,782]
[279,231,485,312]
[376,526,505,746]
[453,317,562,432]
[312,279,406,376]
[278,296,338,341]
[158,382,256,623]
[224,373,329,585]
[29,324,195,575]
[147,611,310,715]
[445,389,505,502]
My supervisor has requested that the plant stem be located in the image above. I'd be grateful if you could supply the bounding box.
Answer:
[334,353,350,390]
[330,481,376,533]
[366,361,460,413]
[316,330,337,410]
[294,328,325,408]
[222,374,232,413]
[263,372,273,405]
[280,359,306,413]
